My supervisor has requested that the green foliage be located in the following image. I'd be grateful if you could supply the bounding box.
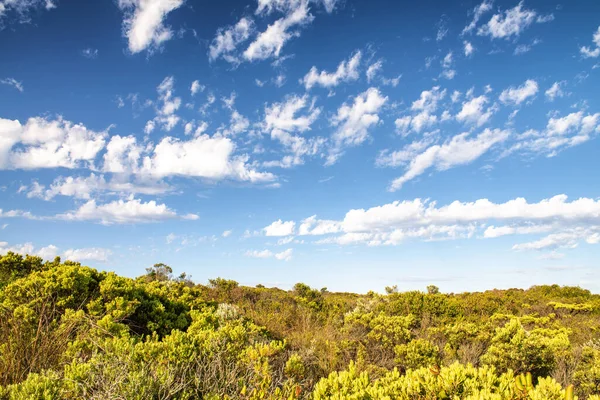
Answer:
[573,341,600,397]
[394,339,441,370]
[2,253,600,398]
[481,318,571,378]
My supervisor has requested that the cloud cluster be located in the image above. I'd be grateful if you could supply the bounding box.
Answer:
[328,87,387,164]
[262,94,324,167]
[0,240,111,262]
[263,194,600,255]
[56,198,198,225]
[209,0,339,64]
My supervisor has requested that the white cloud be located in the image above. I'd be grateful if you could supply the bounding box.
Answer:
[512,229,590,251]
[301,50,361,90]
[262,94,324,167]
[478,2,538,39]
[245,248,293,261]
[328,88,387,164]
[412,86,446,113]
[463,0,493,34]
[209,17,255,63]
[222,230,232,237]
[147,76,181,132]
[243,0,312,62]
[0,116,106,170]
[0,208,34,220]
[117,0,184,53]
[1,78,24,92]
[366,61,382,83]
[246,249,273,258]
[37,245,59,259]
[274,248,293,261]
[387,129,510,191]
[0,241,34,256]
[0,0,56,23]
[376,137,436,167]
[513,39,541,55]
[141,134,275,182]
[100,125,274,184]
[545,81,566,101]
[394,113,437,136]
[298,215,341,235]
[442,51,453,69]
[23,173,171,200]
[63,247,112,262]
[264,219,295,236]
[0,242,108,263]
[265,194,600,251]
[464,41,475,57]
[499,79,538,105]
[456,95,495,126]
[508,111,600,157]
[580,26,600,58]
[57,198,198,225]
[264,94,321,133]
[190,80,204,96]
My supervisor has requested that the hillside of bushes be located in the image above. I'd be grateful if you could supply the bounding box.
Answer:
[1,252,600,399]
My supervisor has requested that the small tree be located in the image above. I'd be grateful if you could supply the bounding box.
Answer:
[144,263,173,282]
[385,285,399,294]
[427,285,440,295]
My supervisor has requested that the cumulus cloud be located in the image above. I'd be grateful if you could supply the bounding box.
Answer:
[327,87,387,164]
[580,26,600,58]
[146,76,182,132]
[508,111,600,157]
[264,194,600,251]
[56,198,198,225]
[456,95,495,126]
[412,86,446,113]
[477,2,541,39]
[499,79,538,105]
[209,17,255,63]
[386,129,510,191]
[301,50,361,90]
[0,116,106,170]
[190,80,204,96]
[264,219,295,236]
[464,41,475,56]
[0,241,112,263]
[243,0,313,61]
[117,0,184,53]
[545,81,566,101]
[262,94,324,167]
[141,135,275,182]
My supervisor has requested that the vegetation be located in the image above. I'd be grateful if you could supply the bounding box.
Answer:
[1,252,600,399]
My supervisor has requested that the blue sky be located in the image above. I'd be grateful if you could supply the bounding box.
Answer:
[1,0,600,293]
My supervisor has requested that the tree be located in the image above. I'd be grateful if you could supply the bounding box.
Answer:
[385,285,398,294]
[144,263,173,282]
[427,285,440,295]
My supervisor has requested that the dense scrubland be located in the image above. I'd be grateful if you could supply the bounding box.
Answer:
[1,253,600,399]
